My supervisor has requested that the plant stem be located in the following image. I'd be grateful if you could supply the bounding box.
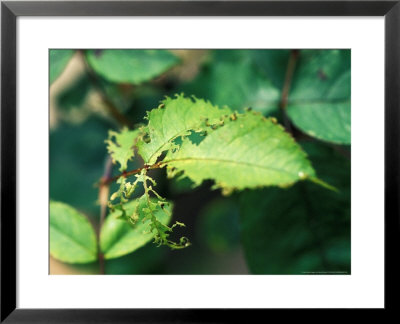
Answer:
[80,50,133,273]
[97,156,113,274]
[280,49,299,133]
[100,161,164,185]
[78,50,133,128]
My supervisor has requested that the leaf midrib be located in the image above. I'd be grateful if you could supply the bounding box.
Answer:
[163,157,302,178]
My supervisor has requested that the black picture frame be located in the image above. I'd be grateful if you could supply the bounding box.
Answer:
[1,0,399,322]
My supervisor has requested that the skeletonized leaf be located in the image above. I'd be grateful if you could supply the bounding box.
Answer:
[85,49,179,84]
[106,128,141,171]
[50,201,97,264]
[100,199,172,259]
[287,50,351,144]
[164,111,316,193]
[50,49,75,84]
[137,95,231,164]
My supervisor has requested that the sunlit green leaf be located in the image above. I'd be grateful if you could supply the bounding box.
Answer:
[164,111,316,193]
[50,201,97,264]
[137,94,231,164]
[106,127,141,171]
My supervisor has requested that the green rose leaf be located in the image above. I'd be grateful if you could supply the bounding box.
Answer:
[287,50,351,144]
[106,127,141,171]
[164,110,318,193]
[137,94,231,165]
[85,49,179,84]
[50,201,97,264]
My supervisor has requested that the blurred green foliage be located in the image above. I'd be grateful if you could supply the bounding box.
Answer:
[56,73,92,111]
[50,118,109,216]
[182,50,282,115]
[50,49,351,275]
[239,141,350,274]
[86,49,179,84]
[197,198,240,254]
[105,244,167,275]
[49,49,74,84]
